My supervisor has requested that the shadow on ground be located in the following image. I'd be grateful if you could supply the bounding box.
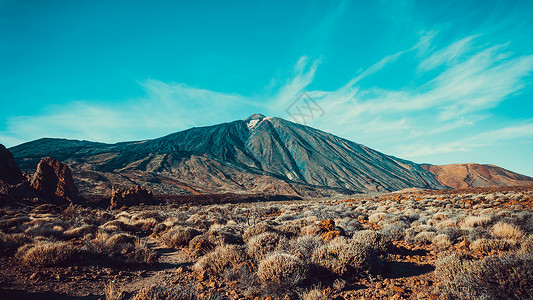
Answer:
[385,261,435,279]
[0,289,101,300]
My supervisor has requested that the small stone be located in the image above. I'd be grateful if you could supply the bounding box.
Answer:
[391,286,405,294]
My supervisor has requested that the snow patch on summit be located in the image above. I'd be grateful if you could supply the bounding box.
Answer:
[247,119,260,130]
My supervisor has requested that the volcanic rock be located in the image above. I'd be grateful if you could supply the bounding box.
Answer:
[110,185,153,208]
[0,144,23,185]
[30,157,79,204]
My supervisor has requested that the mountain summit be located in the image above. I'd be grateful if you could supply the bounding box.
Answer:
[9,114,532,196]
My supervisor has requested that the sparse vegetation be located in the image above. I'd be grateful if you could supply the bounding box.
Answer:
[1,186,532,299]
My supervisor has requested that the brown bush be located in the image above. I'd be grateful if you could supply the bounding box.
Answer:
[312,237,381,278]
[192,244,248,279]
[435,251,533,299]
[246,232,284,262]
[469,238,512,253]
[290,235,324,260]
[492,222,524,241]
[257,252,309,287]
[161,227,201,248]
[131,284,198,300]
[64,225,98,239]
[242,222,277,242]
[301,288,328,300]
[21,242,76,267]
[0,232,32,256]
[352,230,392,253]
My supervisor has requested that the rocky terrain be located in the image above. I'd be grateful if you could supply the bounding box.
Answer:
[1,135,533,299]
[1,185,532,299]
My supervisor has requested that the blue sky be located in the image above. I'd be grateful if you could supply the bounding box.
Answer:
[1,0,533,176]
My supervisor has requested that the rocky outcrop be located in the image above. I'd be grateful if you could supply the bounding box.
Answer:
[0,144,23,185]
[30,157,79,204]
[110,185,153,208]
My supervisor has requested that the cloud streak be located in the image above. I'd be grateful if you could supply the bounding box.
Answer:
[1,31,532,177]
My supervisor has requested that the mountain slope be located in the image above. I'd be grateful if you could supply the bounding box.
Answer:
[421,163,533,189]
[10,114,447,196]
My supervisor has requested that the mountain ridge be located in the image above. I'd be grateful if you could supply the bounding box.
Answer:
[9,114,532,197]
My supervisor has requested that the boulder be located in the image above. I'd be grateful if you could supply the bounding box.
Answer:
[0,144,23,185]
[110,185,153,208]
[30,157,79,204]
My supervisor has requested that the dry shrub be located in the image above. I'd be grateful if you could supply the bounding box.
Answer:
[290,235,324,260]
[0,216,30,231]
[192,244,248,279]
[131,284,198,300]
[161,227,201,248]
[21,242,76,266]
[101,220,139,233]
[301,288,327,300]
[131,211,164,222]
[257,252,309,287]
[0,232,32,256]
[413,231,437,245]
[519,235,533,254]
[461,215,494,230]
[243,222,277,242]
[300,224,323,236]
[84,232,159,265]
[470,238,511,253]
[246,232,285,262]
[432,234,452,250]
[368,212,387,224]
[188,235,215,257]
[134,218,158,231]
[64,225,98,239]
[492,222,524,241]
[352,230,392,253]
[105,282,126,300]
[25,223,65,239]
[188,227,242,257]
[277,223,301,238]
[435,251,533,299]
[311,237,381,278]
[130,239,160,265]
[380,221,408,240]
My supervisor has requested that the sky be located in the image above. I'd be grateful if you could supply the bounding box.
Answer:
[1,0,533,176]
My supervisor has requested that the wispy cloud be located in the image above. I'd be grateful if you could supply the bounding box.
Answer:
[1,81,259,145]
[1,30,532,174]
[304,34,533,152]
[395,121,533,158]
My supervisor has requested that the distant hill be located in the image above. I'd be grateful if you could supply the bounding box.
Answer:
[421,163,533,189]
[10,114,532,197]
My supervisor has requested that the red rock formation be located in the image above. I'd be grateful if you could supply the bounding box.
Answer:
[110,185,153,208]
[0,144,23,185]
[30,157,79,204]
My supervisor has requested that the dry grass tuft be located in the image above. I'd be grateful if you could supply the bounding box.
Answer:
[192,244,248,279]
[492,222,524,241]
[21,242,76,266]
[257,252,309,287]
[311,237,380,278]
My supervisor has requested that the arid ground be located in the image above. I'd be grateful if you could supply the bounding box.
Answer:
[1,185,532,300]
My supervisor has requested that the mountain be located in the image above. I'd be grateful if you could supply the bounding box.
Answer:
[421,163,533,189]
[9,114,531,197]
